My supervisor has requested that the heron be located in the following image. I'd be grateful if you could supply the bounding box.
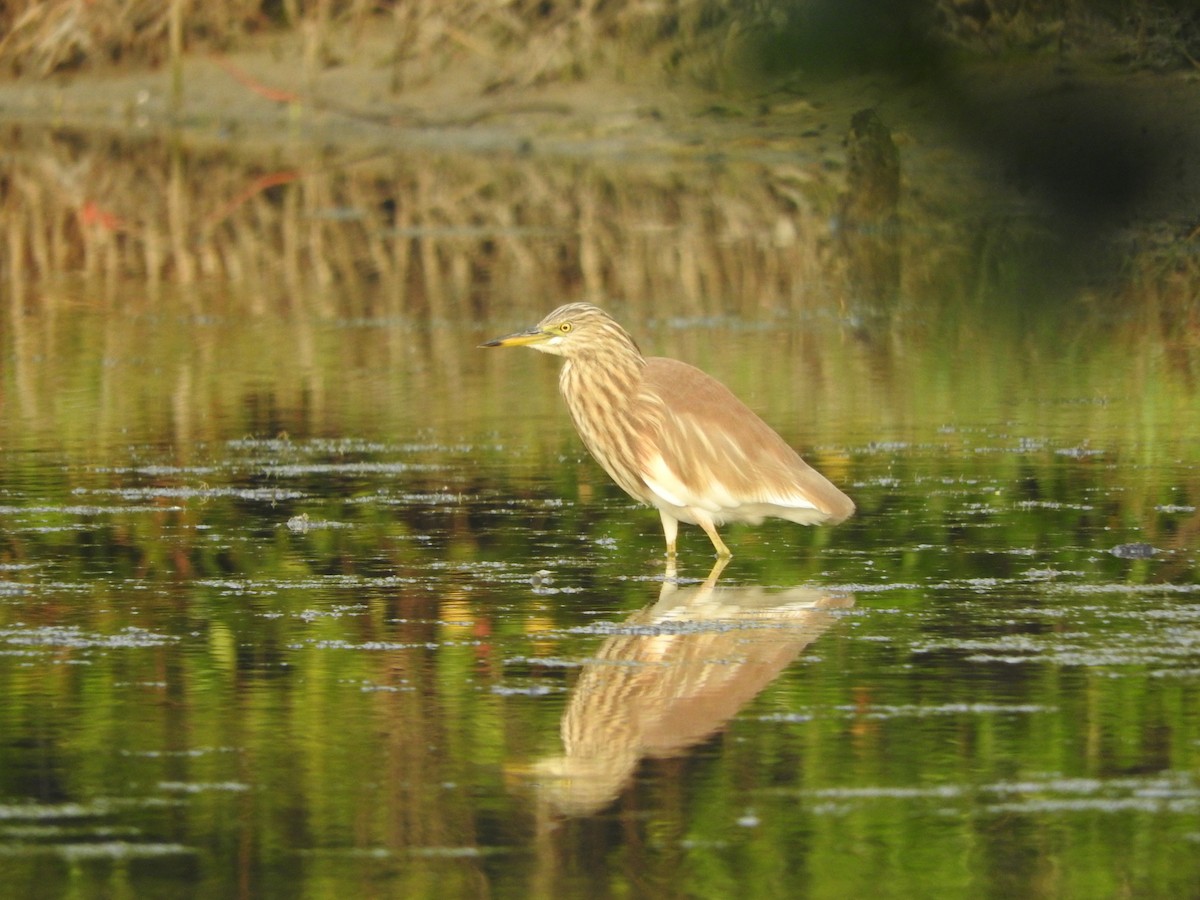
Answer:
[481,303,853,557]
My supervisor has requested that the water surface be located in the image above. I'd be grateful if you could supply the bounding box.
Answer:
[0,125,1198,899]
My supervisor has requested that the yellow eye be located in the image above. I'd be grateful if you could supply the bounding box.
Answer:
[559,322,572,333]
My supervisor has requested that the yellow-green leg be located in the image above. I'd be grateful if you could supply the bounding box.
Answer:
[693,510,731,558]
[659,510,679,557]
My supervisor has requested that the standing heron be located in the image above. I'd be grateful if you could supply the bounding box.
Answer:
[481,303,854,557]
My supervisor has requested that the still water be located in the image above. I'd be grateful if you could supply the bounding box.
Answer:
[1,124,1198,898]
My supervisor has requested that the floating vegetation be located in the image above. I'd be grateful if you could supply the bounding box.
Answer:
[0,842,195,860]
[1110,542,1161,559]
[0,504,183,516]
[490,684,558,696]
[156,782,250,794]
[77,486,306,502]
[760,703,1055,722]
[284,514,353,533]
[0,626,179,651]
[262,462,446,477]
[0,803,110,822]
[800,772,1200,817]
[911,616,1200,672]
[196,575,420,593]
[299,639,442,651]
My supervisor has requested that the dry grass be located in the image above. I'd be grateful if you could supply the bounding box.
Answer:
[0,0,727,87]
[2,1,1197,91]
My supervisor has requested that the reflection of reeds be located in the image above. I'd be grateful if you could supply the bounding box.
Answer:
[0,125,852,318]
[7,123,1194,331]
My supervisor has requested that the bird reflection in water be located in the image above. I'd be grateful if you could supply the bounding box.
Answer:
[521,559,854,817]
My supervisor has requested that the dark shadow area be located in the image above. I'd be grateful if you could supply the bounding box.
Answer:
[727,0,1199,303]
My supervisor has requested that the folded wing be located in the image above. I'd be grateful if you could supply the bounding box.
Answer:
[636,358,854,525]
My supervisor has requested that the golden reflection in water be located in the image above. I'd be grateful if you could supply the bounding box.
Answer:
[0,124,849,319]
[522,559,853,817]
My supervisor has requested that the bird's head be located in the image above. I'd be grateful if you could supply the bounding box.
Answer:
[479,303,641,360]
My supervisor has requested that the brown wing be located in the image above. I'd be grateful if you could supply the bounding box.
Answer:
[636,358,854,523]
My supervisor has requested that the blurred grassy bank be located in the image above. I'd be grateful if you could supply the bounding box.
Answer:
[2,1,1198,85]
[0,1,1198,330]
